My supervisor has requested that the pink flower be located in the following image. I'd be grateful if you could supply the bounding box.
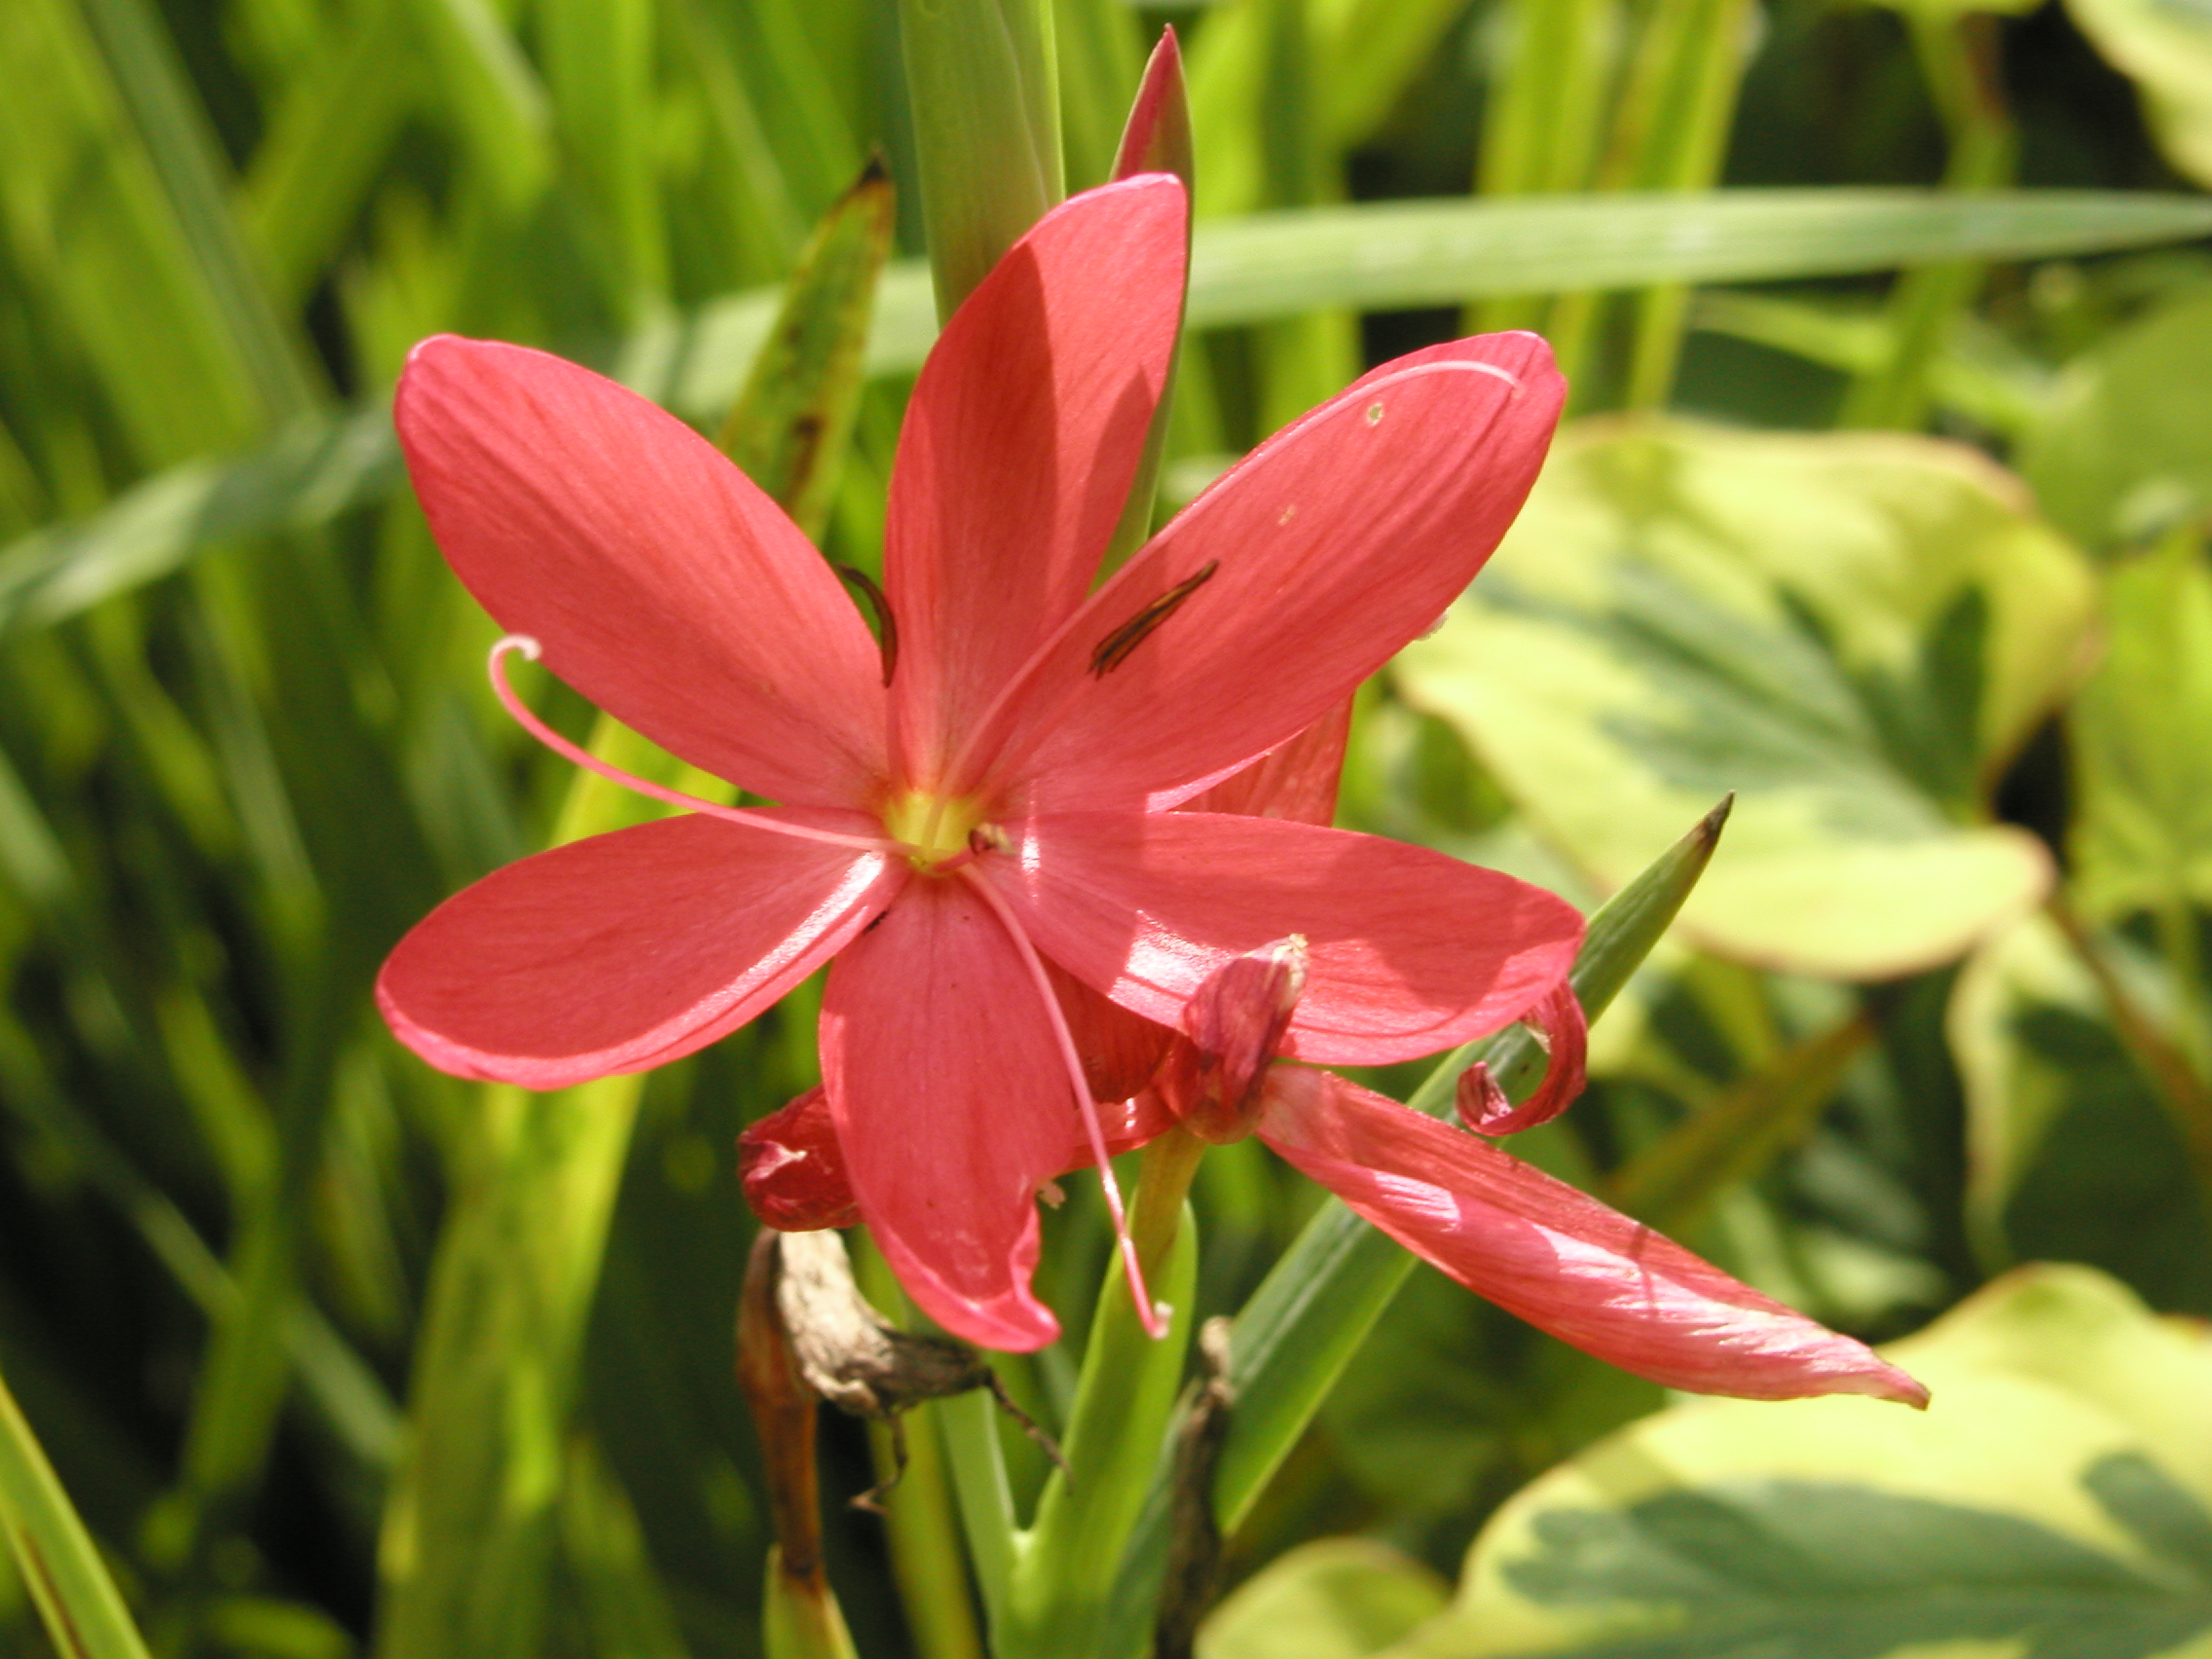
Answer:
[376,174,1582,1351]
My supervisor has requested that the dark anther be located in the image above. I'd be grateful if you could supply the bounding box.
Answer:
[1089,560,1219,677]
[834,565,900,686]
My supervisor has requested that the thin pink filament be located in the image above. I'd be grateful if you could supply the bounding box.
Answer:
[960,867,1168,1341]
[488,637,901,856]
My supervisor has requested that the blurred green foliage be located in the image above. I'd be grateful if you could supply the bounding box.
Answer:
[0,0,2210,1655]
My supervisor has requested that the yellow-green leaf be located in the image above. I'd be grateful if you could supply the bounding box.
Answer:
[1397,419,2096,979]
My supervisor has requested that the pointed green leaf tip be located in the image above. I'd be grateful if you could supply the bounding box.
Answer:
[1441,792,1733,1116]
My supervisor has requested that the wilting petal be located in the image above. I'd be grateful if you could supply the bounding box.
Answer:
[821,878,1080,1351]
[378,812,903,1089]
[982,811,1582,1064]
[968,333,1564,808]
[739,1088,861,1231]
[1457,980,1589,1135]
[1182,698,1352,826]
[1256,1068,1928,1405]
[396,337,887,805]
[887,176,1187,789]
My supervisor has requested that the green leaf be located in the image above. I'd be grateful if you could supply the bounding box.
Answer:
[1176,191,2212,330]
[237,1,417,306]
[538,0,667,311]
[398,0,553,215]
[2067,0,2212,190]
[0,0,277,462]
[2019,288,2212,549]
[1198,1539,1449,1659]
[0,1356,155,1659]
[715,157,896,545]
[1390,1265,2212,1659]
[2069,535,2212,921]
[1397,418,2094,980]
[1947,913,2212,1311]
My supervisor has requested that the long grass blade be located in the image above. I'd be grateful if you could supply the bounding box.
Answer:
[11,189,2212,637]
[0,1358,156,1659]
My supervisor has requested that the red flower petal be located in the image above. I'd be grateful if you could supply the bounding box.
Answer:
[1457,979,1590,1135]
[1181,698,1352,825]
[821,878,1079,1351]
[887,176,1187,789]
[980,811,1583,1065]
[738,1088,861,1231]
[969,333,1564,809]
[1045,956,1174,1105]
[395,337,887,806]
[377,812,902,1089]
[1256,1068,1929,1405]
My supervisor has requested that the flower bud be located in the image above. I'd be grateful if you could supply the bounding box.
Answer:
[1156,936,1308,1143]
[738,1088,861,1230]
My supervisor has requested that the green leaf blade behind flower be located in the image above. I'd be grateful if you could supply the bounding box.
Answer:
[0,1357,156,1659]
[1397,419,2095,980]
[716,158,897,546]
[897,0,1064,316]
[10,187,2212,638]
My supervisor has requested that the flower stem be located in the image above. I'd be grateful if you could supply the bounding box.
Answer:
[1000,1131,1202,1659]
[937,1388,1019,1640]
[850,1237,987,1659]
[898,0,1064,317]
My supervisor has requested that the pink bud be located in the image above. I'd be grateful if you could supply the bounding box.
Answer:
[1157,937,1309,1142]
[739,1088,861,1231]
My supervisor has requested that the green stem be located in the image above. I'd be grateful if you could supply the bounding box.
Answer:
[1838,12,2013,429]
[938,1389,1019,1640]
[898,0,1064,316]
[1001,1131,1202,1659]
[1473,0,1611,336]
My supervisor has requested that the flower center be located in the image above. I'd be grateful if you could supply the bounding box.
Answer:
[881,790,995,873]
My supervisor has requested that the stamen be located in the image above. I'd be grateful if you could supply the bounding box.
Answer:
[487,636,902,856]
[959,868,1167,1341]
[834,566,901,688]
[1089,560,1218,677]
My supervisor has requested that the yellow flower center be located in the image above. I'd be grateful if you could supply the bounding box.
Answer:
[881,790,991,873]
